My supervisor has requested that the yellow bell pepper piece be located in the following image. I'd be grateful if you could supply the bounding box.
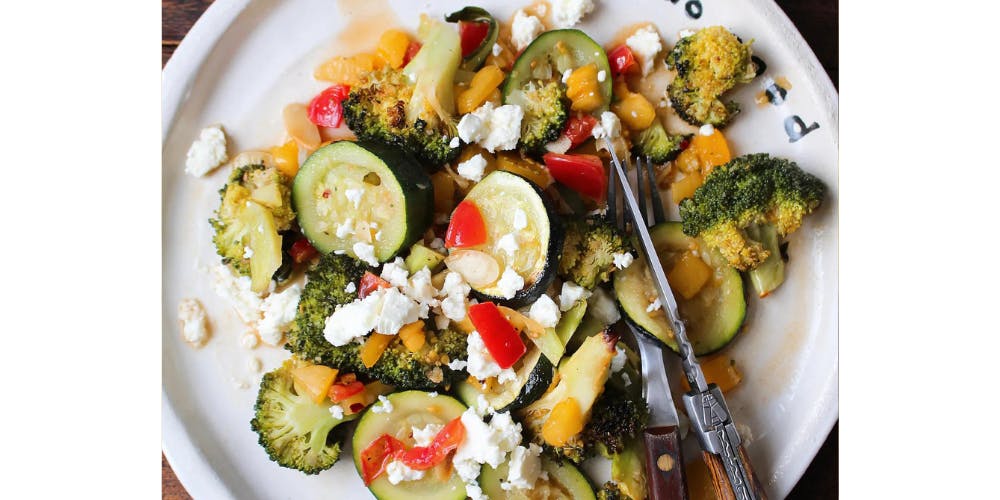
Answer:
[565,63,603,112]
[457,65,506,114]
[360,333,395,368]
[270,140,299,178]
[667,251,712,299]
[375,29,411,69]
[542,397,584,446]
[290,364,339,403]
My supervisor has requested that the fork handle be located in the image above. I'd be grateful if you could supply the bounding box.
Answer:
[643,425,688,500]
[702,446,768,500]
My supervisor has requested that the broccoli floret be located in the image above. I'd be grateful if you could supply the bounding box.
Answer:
[284,253,468,389]
[210,163,294,276]
[583,384,648,456]
[597,482,626,500]
[558,217,632,289]
[667,26,756,128]
[679,153,825,273]
[632,120,689,164]
[604,439,648,500]
[342,17,462,166]
[506,80,570,154]
[250,358,358,474]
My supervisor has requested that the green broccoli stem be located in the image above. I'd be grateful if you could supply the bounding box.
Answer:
[745,223,785,297]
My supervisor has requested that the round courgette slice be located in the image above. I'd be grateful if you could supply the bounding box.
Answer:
[352,391,468,500]
[504,29,613,112]
[455,346,554,413]
[479,455,596,500]
[613,222,746,356]
[459,170,564,308]
[293,141,432,262]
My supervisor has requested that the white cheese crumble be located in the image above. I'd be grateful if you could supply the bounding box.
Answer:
[185,125,228,177]
[551,0,595,28]
[380,257,410,288]
[561,69,573,84]
[178,298,209,346]
[457,102,524,153]
[329,404,344,420]
[588,286,621,325]
[611,346,628,372]
[449,136,461,148]
[353,242,379,266]
[344,282,357,294]
[597,69,607,82]
[457,153,488,182]
[371,395,394,414]
[559,281,592,311]
[257,283,303,346]
[429,237,446,252]
[528,294,561,328]
[679,28,696,39]
[544,135,572,154]
[452,408,524,498]
[439,272,472,321]
[699,123,716,136]
[323,290,383,346]
[496,233,519,256]
[512,9,545,51]
[376,288,422,335]
[513,209,528,230]
[344,188,364,208]
[591,111,622,139]
[412,423,444,447]
[501,443,543,491]
[496,266,525,299]
[646,297,662,312]
[466,331,518,383]
[492,43,503,56]
[385,460,425,484]
[335,218,354,239]
[429,391,439,397]
[621,372,632,387]
[242,246,254,259]
[626,26,662,76]
[612,251,634,270]
[448,359,469,371]
[209,264,263,323]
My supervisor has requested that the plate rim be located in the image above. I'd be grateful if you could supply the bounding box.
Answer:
[161,0,839,497]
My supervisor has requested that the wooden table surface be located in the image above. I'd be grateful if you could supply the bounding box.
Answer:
[162,1,837,498]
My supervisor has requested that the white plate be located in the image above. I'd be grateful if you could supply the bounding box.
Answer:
[162,1,838,498]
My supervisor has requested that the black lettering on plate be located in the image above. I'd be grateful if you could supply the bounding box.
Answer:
[751,55,767,75]
[765,81,788,105]
[784,116,820,143]
[685,0,703,19]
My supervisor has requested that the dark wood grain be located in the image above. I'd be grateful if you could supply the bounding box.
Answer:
[644,426,689,500]
[702,446,769,500]
[161,2,838,498]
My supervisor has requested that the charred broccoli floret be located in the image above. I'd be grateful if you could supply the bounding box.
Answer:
[210,162,295,292]
[667,26,756,127]
[506,80,570,154]
[679,153,825,295]
[632,120,689,164]
[284,253,468,389]
[558,217,633,289]
[584,384,648,456]
[342,17,462,166]
[250,359,358,474]
[598,482,626,500]
[606,439,648,500]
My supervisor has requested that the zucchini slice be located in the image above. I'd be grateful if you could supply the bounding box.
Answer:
[293,141,433,262]
[352,391,467,500]
[504,29,613,113]
[479,455,596,500]
[459,170,564,308]
[445,7,499,71]
[455,345,554,413]
[613,222,746,356]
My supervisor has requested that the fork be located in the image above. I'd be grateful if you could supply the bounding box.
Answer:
[607,155,689,500]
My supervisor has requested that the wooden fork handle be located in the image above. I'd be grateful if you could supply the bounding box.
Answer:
[702,445,768,500]
[643,425,688,500]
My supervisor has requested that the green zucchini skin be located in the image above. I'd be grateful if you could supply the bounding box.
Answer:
[445,7,499,71]
[292,140,433,262]
[503,29,613,112]
[479,455,597,500]
[351,391,467,500]
[456,347,554,413]
[613,222,746,356]
[464,170,565,309]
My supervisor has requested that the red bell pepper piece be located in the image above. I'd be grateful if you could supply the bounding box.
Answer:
[403,41,422,67]
[542,153,607,202]
[459,21,490,58]
[307,84,351,128]
[328,381,365,403]
[562,115,599,149]
[358,271,391,299]
[444,200,488,249]
[467,302,526,369]
[360,434,407,485]
[398,417,466,470]
[289,237,318,264]
[608,45,638,77]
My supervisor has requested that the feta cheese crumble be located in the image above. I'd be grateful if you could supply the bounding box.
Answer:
[597,69,607,82]
[371,395,394,414]
[178,298,209,346]
[449,136,461,148]
[561,69,573,84]
[257,283,303,345]
[439,272,472,321]
[185,125,228,177]
[612,251,634,270]
[512,9,545,51]
[335,218,355,239]
[496,266,525,299]
[385,460,425,484]
[513,209,528,230]
[551,0,595,28]
[466,331,518,383]
[626,26,663,76]
[528,294,561,328]
[344,188,364,208]
[591,111,622,139]
[344,282,357,294]
[457,153,488,182]
[492,43,503,56]
[412,423,444,447]
[329,404,344,419]
[611,346,627,372]
[242,246,254,259]
[452,408,525,500]
[457,102,524,153]
[588,286,621,325]
[380,257,410,288]
[699,123,716,136]
[559,281,592,311]
[646,297,662,312]
[501,443,543,491]
[323,290,383,346]
[209,264,263,323]
[353,242,379,266]
[496,233,519,256]
[679,28,696,39]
